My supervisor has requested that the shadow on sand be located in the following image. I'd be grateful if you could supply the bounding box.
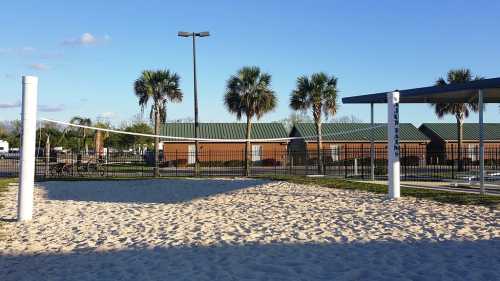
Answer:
[1,239,499,281]
[39,179,268,204]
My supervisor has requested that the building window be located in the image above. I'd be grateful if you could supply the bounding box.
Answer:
[468,144,478,162]
[252,145,262,162]
[330,144,339,161]
[188,144,196,164]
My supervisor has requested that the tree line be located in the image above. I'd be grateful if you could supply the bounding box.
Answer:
[0,118,153,153]
[133,67,485,176]
[0,67,484,176]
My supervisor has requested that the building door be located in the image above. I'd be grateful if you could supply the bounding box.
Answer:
[188,144,196,164]
[252,145,262,162]
[468,144,478,162]
[330,144,339,161]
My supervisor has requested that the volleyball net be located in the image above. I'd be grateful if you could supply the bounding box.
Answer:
[40,118,387,143]
[34,117,500,189]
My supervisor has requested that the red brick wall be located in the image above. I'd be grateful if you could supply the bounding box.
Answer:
[163,142,288,162]
[444,142,500,160]
[303,142,427,160]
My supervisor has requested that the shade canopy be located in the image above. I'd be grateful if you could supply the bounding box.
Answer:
[342,77,500,104]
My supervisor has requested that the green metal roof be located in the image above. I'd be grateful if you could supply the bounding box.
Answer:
[419,123,500,141]
[292,123,429,142]
[160,123,288,141]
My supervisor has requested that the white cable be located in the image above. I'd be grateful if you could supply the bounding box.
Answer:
[40,118,387,143]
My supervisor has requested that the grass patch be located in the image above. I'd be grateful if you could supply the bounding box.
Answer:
[0,178,18,237]
[262,175,500,207]
[0,177,16,201]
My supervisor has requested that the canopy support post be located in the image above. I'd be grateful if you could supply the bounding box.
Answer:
[370,103,375,181]
[478,89,485,195]
[387,91,400,199]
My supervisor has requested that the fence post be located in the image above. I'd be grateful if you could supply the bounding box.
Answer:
[305,150,309,176]
[344,146,347,178]
[496,148,498,171]
[362,150,365,179]
[274,150,277,176]
[451,145,455,180]
[44,134,50,178]
[403,146,407,181]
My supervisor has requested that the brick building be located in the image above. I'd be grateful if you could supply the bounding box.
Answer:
[161,123,289,165]
[419,123,500,164]
[289,123,429,163]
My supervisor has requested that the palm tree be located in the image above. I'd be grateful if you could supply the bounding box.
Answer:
[290,72,339,174]
[70,116,92,155]
[93,122,111,159]
[432,68,483,171]
[134,70,183,177]
[224,66,277,176]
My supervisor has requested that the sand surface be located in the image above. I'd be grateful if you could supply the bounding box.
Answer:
[0,179,499,281]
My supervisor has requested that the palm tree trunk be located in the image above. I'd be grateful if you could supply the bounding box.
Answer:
[245,117,252,177]
[457,116,464,172]
[315,121,323,174]
[84,132,88,156]
[154,106,160,177]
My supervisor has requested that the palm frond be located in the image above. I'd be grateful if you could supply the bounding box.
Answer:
[224,66,277,121]
[290,72,339,120]
[133,69,183,123]
[432,68,483,121]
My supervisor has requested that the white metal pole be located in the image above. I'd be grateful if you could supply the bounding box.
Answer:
[478,89,485,195]
[387,91,400,198]
[18,76,38,221]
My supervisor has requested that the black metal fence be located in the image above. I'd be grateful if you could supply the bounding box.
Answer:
[1,148,499,182]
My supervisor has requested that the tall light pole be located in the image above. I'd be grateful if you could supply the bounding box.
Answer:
[178,31,209,175]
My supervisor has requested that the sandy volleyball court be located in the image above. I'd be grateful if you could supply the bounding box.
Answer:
[0,179,499,281]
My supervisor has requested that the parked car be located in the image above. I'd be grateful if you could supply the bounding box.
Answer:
[0,140,9,158]
[0,152,20,159]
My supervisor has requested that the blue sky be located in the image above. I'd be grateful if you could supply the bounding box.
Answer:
[1,0,499,126]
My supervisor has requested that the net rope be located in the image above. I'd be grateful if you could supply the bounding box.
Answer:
[40,118,387,143]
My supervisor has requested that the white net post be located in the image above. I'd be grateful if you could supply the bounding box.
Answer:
[387,91,400,199]
[18,76,38,221]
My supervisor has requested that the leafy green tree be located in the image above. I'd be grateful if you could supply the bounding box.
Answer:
[432,68,483,171]
[35,123,63,151]
[275,112,313,133]
[69,116,92,154]
[224,66,277,176]
[290,72,339,174]
[1,120,22,148]
[134,70,183,176]
[0,124,7,140]
[125,122,153,152]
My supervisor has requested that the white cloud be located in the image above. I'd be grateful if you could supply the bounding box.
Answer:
[97,112,116,119]
[81,33,97,44]
[62,33,110,46]
[38,104,65,112]
[0,100,21,109]
[0,46,36,56]
[28,63,49,70]
[21,46,36,52]
[40,52,64,59]
[0,100,65,112]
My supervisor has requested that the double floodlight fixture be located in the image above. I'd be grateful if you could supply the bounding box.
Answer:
[178,31,210,37]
